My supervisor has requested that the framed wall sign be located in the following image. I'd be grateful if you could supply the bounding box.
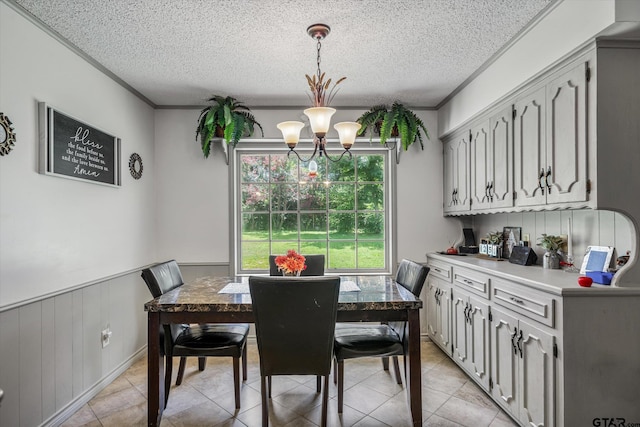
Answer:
[39,103,121,187]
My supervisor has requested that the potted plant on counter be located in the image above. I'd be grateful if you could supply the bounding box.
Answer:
[355,102,430,151]
[537,234,565,269]
[195,95,264,158]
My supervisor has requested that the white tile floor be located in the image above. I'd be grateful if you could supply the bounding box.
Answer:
[62,340,518,426]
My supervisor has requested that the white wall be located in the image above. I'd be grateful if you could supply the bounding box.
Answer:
[438,0,618,136]
[0,2,156,308]
[153,107,461,266]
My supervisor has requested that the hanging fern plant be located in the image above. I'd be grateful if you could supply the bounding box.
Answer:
[356,102,430,151]
[195,95,264,158]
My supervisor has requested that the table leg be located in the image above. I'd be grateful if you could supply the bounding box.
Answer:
[148,312,164,426]
[406,309,422,426]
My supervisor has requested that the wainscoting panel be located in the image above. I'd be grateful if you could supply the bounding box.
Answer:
[0,270,148,427]
[470,209,634,268]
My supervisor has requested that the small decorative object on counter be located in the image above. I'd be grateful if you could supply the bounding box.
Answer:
[485,231,503,258]
[274,250,307,276]
[537,234,565,269]
[577,276,593,287]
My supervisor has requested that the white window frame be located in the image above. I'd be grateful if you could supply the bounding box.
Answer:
[229,139,397,276]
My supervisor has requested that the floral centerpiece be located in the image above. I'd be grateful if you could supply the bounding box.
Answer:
[275,250,307,276]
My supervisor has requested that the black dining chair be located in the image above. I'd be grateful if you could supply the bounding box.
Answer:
[249,275,340,427]
[141,260,250,408]
[268,254,325,276]
[333,259,429,413]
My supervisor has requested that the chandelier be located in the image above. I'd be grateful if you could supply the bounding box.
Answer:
[277,24,361,168]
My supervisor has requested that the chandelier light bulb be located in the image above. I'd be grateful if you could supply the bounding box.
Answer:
[304,107,336,138]
[334,122,361,149]
[277,121,305,148]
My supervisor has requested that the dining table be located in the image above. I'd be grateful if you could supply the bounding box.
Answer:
[144,275,424,426]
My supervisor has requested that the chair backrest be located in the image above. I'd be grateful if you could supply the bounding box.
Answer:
[141,260,184,298]
[391,259,430,342]
[395,259,430,297]
[141,260,185,346]
[249,276,340,377]
[268,254,325,276]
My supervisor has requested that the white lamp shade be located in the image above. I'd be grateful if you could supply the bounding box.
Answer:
[303,107,336,136]
[334,122,361,149]
[277,121,305,148]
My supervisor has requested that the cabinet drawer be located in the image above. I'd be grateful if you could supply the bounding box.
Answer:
[491,278,555,327]
[428,259,452,282]
[453,267,490,298]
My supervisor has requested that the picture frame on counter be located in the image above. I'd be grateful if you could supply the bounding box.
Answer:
[502,226,521,259]
[580,245,615,274]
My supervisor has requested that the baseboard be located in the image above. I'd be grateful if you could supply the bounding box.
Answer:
[41,346,147,427]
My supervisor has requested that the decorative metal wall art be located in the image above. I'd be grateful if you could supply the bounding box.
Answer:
[0,113,17,156]
[129,152,143,179]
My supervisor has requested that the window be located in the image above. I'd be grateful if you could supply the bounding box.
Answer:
[233,146,393,274]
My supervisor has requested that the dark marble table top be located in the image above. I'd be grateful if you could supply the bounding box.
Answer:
[144,275,423,313]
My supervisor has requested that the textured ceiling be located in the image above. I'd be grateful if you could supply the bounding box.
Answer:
[13,0,554,108]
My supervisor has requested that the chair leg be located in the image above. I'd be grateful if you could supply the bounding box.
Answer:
[242,344,248,381]
[333,359,337,385]
[198,356,206,371]
[233,356,241,409]
[268,375,272,398]
[337,360,344,414]
[392,356,403,385]
[260,375,268,427]
[321,375,329,427]
[164,356,173,405]
[176,357,187,386]
[382,356,390,371]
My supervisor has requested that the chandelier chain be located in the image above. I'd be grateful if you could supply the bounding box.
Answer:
[316,37,322,80]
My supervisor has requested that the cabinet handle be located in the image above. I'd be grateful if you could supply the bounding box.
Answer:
[433,267,442,274]
[463,304,469,323]
[485,182,490,200]
[545,167,552,193]
[517,329,524,358]
[538,169,545,195]
[463,279,473,285]
[511,328,518,355]
[510,296,524,305]
[489,181,494,202]
[466,303,472,324]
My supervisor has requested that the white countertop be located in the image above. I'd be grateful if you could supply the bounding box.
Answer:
[427,253,640,296]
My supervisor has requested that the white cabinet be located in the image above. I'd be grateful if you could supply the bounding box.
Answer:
[513,61,588,209]
[470,105,513,211]
[443,131,470,214]
[452,288,490,390]
[426,277,451,355]
[491,306,555,427]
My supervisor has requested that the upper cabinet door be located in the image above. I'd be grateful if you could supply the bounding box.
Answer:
[514,86,546,208]
[545,62,588,205]
[443,140,457,213]
[470,122,490,210]
[489,105,514,209]
[454,136,470,212]
[443,133,470,214]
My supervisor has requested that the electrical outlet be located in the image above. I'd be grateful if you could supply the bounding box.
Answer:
[101,326,112,348]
